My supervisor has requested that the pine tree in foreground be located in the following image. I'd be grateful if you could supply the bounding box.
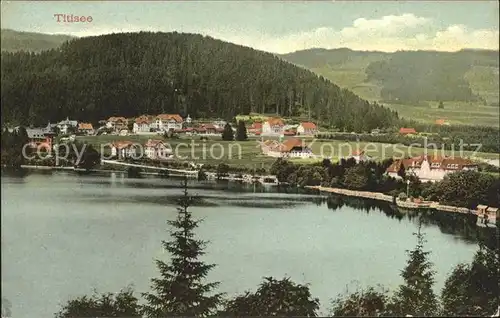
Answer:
[235,120,248,141]
[221,123,234,141]
[141,177,223,317]
[389,220,439,316]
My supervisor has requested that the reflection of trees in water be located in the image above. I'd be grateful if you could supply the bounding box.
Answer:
[320,195,404,221]
[321,194,496,247]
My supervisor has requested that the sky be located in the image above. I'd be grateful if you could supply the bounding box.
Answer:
[1,1,499,53]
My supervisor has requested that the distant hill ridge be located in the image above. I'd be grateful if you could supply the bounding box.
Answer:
[1,29,75,52]
[280,47,499,105]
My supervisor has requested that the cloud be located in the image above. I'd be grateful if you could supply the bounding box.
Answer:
[198,14,498,53]
[52,13,499,53]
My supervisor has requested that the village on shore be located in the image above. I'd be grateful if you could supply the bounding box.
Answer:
[15,112,483,182]
[4,112,499,227]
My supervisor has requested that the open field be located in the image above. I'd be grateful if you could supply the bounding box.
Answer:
[75,135,500,170]
[301,57,500,127]
[382,101,500,127]
[311,65,499,127]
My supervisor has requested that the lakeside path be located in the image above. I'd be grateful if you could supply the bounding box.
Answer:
[305,185,480,215]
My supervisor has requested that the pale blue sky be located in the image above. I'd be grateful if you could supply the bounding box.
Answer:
[1,1,498,53]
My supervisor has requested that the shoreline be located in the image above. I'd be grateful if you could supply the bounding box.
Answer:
[304,186,497,223]
[3,164,497,225]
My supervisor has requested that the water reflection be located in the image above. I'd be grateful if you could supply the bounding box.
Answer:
[318,194,497,249]
[2,169,496,248]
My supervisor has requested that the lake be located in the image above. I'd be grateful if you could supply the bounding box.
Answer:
[1,171,488,317]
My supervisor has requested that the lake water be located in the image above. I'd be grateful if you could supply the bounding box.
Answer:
[1,171,487,317]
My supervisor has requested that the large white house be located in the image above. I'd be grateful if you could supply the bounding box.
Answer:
[262,118,285,136]
[151,114,183,132]
[260,138,313,159]
[297,122,318,136]
[386,155,479,182]
[110,141,136,159]
[133,115,152,133]
[144,139,172,160]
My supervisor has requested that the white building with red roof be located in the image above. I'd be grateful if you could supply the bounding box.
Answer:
[386,155,478,182]
[260,138,313,158]
[110,141,136,159]
[144,139,172,160]
[152,114,184,132]
[133,115,153,133]
[297,122,317,136]
[262,117,285,136]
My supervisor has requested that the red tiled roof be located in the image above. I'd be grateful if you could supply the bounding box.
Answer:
[266,117,284,126]
[386,155,477,173]
[157,114,183,122]
[135,115,152,124]
[145,139,165,148]
[112,141,134,149]
[108,117,127,123]
[78,123,93,130]
[203,124,216,130]
[300,122,317,129]
[284,130,296,136]
[279,138,305,152]
[399,127,416,134]
[251,122,263,129]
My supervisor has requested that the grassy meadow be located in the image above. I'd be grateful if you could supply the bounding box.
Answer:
[307,62,499,128]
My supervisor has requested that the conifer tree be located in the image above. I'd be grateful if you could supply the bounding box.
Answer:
[441,242,499,316]
[389,220,439,316]
[142,177,223,317]
[235,120,248,141]
[221,123,234,141]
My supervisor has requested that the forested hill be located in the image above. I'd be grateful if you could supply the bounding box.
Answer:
[1,29,74,53]
[1,31,399,131]
[281,48,500,105]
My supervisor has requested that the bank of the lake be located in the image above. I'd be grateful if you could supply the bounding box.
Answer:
[1,171,493,318]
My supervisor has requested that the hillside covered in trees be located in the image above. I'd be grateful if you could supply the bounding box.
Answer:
[0,29,74,53]
[281,48,499,106]
[1,31,400,131]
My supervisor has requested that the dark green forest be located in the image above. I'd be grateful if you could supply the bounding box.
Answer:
[1,31,399,131]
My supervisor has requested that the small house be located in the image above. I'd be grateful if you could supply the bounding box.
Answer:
[486,207,499,217]
[399,127,417,135]
[111,141,136,159]
[78,123,94,135]
[106,117,128,131]
[144,139,172,160]
[262,117,285,136]
[57,117,78,134]
[26,123,56,151]
[349,150,371,163]
[297,122,317,136]
[133,115,152,133]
